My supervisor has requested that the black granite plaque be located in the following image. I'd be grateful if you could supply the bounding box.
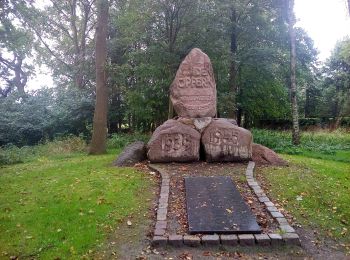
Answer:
[185,176,261,234]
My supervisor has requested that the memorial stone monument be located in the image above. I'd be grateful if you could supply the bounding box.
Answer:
[147,48,253,163]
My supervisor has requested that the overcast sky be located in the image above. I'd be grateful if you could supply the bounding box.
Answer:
[295,0,350,60]
[27,0,350,90]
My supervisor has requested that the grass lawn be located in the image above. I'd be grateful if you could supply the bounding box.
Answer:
[257,137,350,250]
[0,150,154,259]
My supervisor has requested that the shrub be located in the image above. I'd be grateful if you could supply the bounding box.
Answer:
[107,133,150,149]
[252,128,350,155]
[0,136,87,166]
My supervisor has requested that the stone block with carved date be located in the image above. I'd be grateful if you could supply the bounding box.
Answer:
[147,119,201,163]
[170,48,216,118]
[201,118,253,162]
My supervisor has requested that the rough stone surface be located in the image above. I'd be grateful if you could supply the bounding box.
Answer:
[152,236,168,247]
[201,118,253,162]
[170,48,216,118]
[217,118,238,126]
[220,235,238,246]
[280,225,295,233]
[168,235,183,247]
[201,234,220,246]
[271,211,284,218]
[252,143,288,166]
[238,234,255,246]
[155,221,167,230]
[176,117,212,133]
[113,141,146,166]
[183,235,201,247]
[154,228,166,236]
[147,119,201,163]
[254,234,271,246]
[282,233,301,246]
[268,233,283,246]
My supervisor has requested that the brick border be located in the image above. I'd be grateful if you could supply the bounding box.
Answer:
[149,162,301,247]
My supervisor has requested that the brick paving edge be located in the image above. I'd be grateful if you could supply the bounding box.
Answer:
[148,162,301,247]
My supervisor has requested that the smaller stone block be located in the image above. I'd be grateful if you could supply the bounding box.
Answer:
[220,235,238,246]
[161,186,170,194]
[157,208,167,221]
[271,211,284,218]
[168,235,183,247]
[280,225,295,233]
[183,235,201,247]
[154,228,165,236]
[202,234,220,246]
[254,234,271,246]
[258,196,270,203]
[155,220,167,230]
[158,197,168,204]
[282,233,301,246]
[276,217,289,225]
[267,206,279,212]
[238,234,255,246]
[253,187,264,194]
[248,181,259,187]
[268,233,283,246]
[152,236,168,247]
[264,201,275,207]
[158,203,168,209]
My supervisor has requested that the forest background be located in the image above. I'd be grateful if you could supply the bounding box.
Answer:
[1,0,350,147]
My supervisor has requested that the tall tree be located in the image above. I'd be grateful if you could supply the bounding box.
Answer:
[89,0,109,154]
[15,0,96,89]
[287,0,300,144]
[0,0,33,97]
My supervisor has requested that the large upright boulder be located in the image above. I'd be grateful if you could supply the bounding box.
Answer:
[201,119,253,162]
[147,120,201,163]
[170,48,216,118]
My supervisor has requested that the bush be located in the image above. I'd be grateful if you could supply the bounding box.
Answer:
[0,136,87,166]
[107,133,150,149]
[252,128,350,155]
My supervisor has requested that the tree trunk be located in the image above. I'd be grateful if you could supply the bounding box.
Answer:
[89,0,109,154]
[288,0,300,145]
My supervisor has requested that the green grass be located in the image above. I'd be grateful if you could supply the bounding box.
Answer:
[253,128,350,163]
[259,152,350,245]
[0,149,154,259]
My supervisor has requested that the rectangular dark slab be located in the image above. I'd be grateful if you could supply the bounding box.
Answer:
[185,176,261,234]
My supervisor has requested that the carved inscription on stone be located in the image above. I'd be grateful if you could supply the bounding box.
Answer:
[161,133,192,153]
[206,128,250,158]
[147,119,200,163]
[170,48,216,118]
[202,119,253,162]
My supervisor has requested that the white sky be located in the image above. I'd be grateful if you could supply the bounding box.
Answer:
[27,0,350,90]
[295,0,350,61]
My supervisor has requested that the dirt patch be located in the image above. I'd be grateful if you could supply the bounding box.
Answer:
[156,162,279,235]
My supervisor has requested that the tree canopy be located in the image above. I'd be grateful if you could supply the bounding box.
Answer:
[0,0,349,146]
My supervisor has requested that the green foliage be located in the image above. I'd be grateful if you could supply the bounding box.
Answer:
[0,150,154,258]
[107,133,150,149]
[252,128,350,161]
[0,88,94,147]
[261,155,350,243]
[0,136,87,166]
